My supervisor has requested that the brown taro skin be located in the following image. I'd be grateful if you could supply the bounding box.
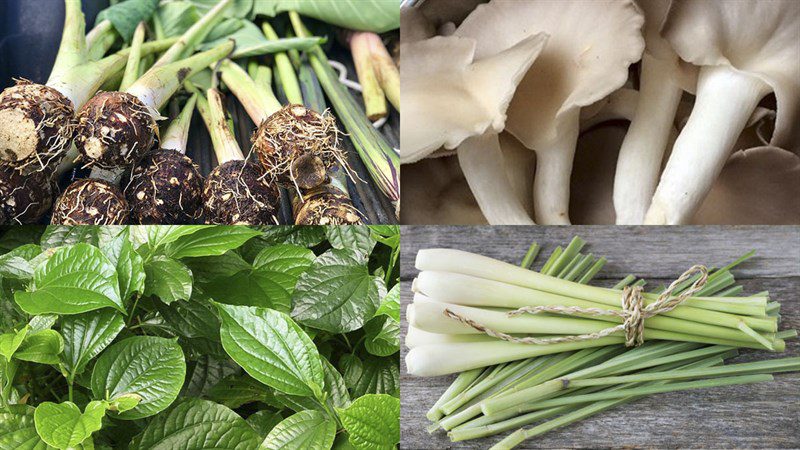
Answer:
[0,164,53,224]
[51,178,129,225]
[124,149,204,224]
[252,104,342,190]
[0,80,75,172]
[293,186,363,225]
[74,92,158,170]
[202,160,280,225]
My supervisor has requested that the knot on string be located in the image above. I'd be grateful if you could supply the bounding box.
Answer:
[443,265,709,347]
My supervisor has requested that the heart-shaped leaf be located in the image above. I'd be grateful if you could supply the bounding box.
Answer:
[165,226,260,259]
[336,394,400,450]
[61,310,125,377]
[33,401,107,449]
[143,256,193,304]
[261,410,336,450]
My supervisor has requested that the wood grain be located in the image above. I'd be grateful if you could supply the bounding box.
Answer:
[400,226,800,449]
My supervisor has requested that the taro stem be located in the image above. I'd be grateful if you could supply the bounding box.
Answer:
[348,31,388,120]
[119,22,147,92]
[262,22,303,105]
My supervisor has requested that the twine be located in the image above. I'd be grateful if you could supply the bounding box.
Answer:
[443,265,709,347]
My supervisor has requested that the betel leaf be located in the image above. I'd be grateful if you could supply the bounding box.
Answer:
[61,310,125,377]
[91,336,185,420]
[130,399,262,450]
[39,226,98,249]
[336,394,400,450]
[215,303,324,398]
[184,251,251,282]
[322,357,351,409]
[252,0,399,33]
[182,355,239,397]
[136,225,207,255]
[246,410,284,438]
[207,374,271,409]
[0,405,47,450]
[364,285,400,357]
[0,326,28,361]
[33,401,106,450]
[261,410,336,450]
[27,315,56,332]
[164,226,260,259]
[340,354,399,398]
[155,293,220,341]
[0,244,40,279]
[14,330,64,365]
[292,249,386,333]
[326,226,377,258]
[255,226,327,247]
[143,256,193,304]
[14,244,123,315]
[95,0,159,42]
[101,228,145,303]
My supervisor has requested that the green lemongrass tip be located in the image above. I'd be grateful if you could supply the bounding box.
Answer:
[47,0,88,85]
[119,22,146,92]
[263,22,303,105]
[736,321,774,350]
[520,243,540,269]
[349,31,387,120]
[557,253,584,279]
[577,256,606,285]
[708,284,744,299]
[160,94,197,153]
[218,59,281,124]
[152,0,232,69]
[426,368,482,422]
[548,237,586,276]
[776,329,797,340]
[767,302,781,314]
[564,254,594,282]
[540,246,563,275]
[85,19,116,61]
[612,274,637,290]
[204,88,243,164]
[127,40,234,111]
[632,279,647,287]
[363,32,400,111]
[290,11,400,203]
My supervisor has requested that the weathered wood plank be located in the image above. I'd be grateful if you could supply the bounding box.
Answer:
[400,226,800,449]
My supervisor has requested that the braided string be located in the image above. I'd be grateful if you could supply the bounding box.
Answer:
[443,265,709,347]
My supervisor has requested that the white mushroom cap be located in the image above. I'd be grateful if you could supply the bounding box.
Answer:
[663,0,800,151]
[400,32,548,163]
[455,0,645,150]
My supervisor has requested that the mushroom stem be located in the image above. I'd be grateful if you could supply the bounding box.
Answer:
[458,133,535,225]
[532,110,581,225]
[613,53,684,224]
[645,64,771,224]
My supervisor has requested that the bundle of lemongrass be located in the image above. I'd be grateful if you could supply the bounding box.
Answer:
[406,237,798,449]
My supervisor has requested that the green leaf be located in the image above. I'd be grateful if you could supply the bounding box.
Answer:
[0,244,40,279]
[322,357,350,409]
[27,314,56,332]
[155,294,220,341]
[182,355,239,397]
[341,355,399,398]
[261,410,336,450]
[131,399,262,450]
[14,330,64,365]
[14,244,123,315]
[252,0,399,33]
[364,285,400,357]
[39,226,98,249]
[292,249,386,333]
[185,251,251,282]
[0,405,47,450]
[215,303,323,398]
[91,336,185,420]
[137,225,207,254]
[33,401,107,450]
[246,410,284,438]
[143,256,192,304]
[165,226,260,259]
[368,226,399,238]
[155,1,201,37]
[102,228,145,303]
[201,20,324,58]
[255,226,327,247]
[326,226,376,258]
[0,326,28,361]
[96,0,160,42]
[336,394,400,450]
[207,374,272,409]
[61,310,125,377]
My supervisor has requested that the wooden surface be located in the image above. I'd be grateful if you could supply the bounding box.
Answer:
[400,226,800,449]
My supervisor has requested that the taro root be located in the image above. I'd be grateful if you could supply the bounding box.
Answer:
[293,185,363,225]
[124,149,204,224]
[0,81,75,173]
[202,160,279,225]
[252,104,343,190]
[0,164,53,224]
[73,91,158,170]
[51,178,129,225]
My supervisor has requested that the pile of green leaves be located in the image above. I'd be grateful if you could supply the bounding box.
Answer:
[0,225,400,450]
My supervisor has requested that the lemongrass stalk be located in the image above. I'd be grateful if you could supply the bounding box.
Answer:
[520,243,540,269]
[556,253,584,279]
[547,237,585,276]
[290,11,400,204]
[160,94,197,153]
[716,285,744,298]
[262,22,303,105]
[406,325,499,349]
[563,254,594,282]
[349,31,387,120]
[776,329,797,340]
[219,59,281,124]
[415,250,771,322]
[426,368,482,422]
[612,275,637,290]
[128,41,234,111]
[646,65,773,224]
[119,22,146,91]
[577,257,607,285]
[364,32,399,111]
[767,302,781,315]
[151,0,232,69]
[539,246,562,275]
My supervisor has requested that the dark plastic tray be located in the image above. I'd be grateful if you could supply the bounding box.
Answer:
[1,0,399,225]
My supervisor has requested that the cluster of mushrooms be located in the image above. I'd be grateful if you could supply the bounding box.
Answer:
[401,0,799,225]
